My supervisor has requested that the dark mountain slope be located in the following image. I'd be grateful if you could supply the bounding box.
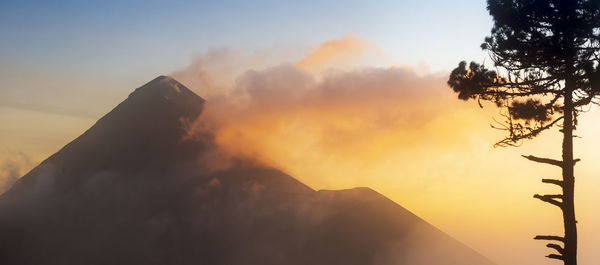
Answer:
[0,76,494,265]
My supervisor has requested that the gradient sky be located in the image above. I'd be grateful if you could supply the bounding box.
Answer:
[1,0,491,79]
[1,0,492,129]
[0,0,492,151]
[4,1,600,265]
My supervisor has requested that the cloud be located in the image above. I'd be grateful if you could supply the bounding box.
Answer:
[172,37,487,190]
[295,35,383,73]
[0,151,36,193]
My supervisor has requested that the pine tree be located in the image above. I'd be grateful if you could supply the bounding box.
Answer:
[448,1,600,264]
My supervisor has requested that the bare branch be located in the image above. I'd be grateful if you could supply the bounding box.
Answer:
[541,179,563,187]
[534,194,563,207]
[546,243,564,254]
[546,254,564,260]
[522,155,563,167]
[534,235,564,242]
[494,116,563,147]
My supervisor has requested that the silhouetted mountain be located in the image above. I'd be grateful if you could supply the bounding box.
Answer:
[0,76,495,265]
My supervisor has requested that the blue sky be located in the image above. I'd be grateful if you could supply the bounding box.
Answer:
[1,0,492,81]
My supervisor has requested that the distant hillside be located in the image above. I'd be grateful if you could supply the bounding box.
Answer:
[0,76,495,265]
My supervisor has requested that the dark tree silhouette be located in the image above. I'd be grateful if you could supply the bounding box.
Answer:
[447,1,600,265]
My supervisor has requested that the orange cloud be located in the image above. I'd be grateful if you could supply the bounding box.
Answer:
[295,35,383,73]
[177,57,485,191]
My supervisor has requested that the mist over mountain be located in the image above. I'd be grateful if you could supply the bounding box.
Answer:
[0,76,494,265]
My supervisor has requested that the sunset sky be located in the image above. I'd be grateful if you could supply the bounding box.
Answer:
[2,1,600,265]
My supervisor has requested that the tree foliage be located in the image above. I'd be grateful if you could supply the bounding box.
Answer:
[449,0,600,147]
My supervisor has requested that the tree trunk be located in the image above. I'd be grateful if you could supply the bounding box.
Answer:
[562,86,577,265]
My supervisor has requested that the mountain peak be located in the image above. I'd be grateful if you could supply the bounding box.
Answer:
[29,76,207,176]
[128,75,204,110]
[134,75,179,93]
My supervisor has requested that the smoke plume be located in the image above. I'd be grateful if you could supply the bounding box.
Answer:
[172,36,487,190]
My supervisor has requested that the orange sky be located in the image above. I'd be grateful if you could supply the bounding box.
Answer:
[2,36,600,265]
